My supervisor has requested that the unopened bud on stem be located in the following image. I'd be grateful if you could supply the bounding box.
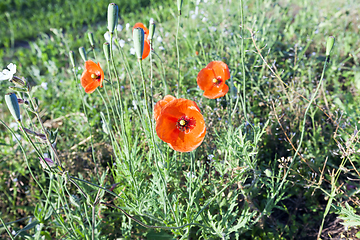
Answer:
[69,51,76,68]
[133,27,144,60]
[326,36,335,56]
[107,3,119,34]
[148,18,156,43]
[103,42,111,62]
[5,92,21,122]
[78,47,87,62]
[88,32,95,48]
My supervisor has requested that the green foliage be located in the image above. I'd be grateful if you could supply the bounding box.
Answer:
[1,0,360,239]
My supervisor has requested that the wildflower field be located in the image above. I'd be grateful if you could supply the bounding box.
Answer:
[0,0,360,239]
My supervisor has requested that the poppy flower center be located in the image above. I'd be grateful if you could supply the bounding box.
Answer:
[176,116,196,132]
[212,77,222,86]
[91,73,101,80]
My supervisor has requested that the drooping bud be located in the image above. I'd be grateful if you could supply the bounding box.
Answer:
[107,3,119,34]
[39,157,56,169]
[10,76,26,87]
[88,32,95,48]
[78,47,87,62]
[5,92,21,122]
[69,51,76,68]
[23,127,47,141]
[133,27,144,60]
[148,18,156,43]
[177,0,183,15]
[326,36,335,56]
[103,42,111,62]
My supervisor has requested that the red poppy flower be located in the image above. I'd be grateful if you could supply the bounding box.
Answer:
[132,22,150,60]
[197,61,230,99]
[80,60,104,94]
[155,96,206,152]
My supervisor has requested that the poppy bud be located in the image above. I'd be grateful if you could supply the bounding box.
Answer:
[69,51,76,68]
[9,86,27,92]
[107,3,119,34]
[103,42,111,62]
[88,32,95,48]
[133,27,144,60]
[148,19,156,42]
[177,0,183,15]
[5,92,21,122]
[326,36,335,56]
[10,76,26,87]
[79,47,87,62]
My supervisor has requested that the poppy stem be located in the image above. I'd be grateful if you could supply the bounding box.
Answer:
[176,14,181,98]
[239,0,253,128]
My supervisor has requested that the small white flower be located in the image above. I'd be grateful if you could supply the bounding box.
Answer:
[157,36,163,43]
[159,46,165,51]
[0,63,16,81]
[41,82,48,90]
[116,24,123,32]
[9,122,18,130]
[13,134,21,142]
[202,17,207,22]
[104,32,116,49]
[119,39,125,48]
[126,23,130,30]
[130,48,135,55]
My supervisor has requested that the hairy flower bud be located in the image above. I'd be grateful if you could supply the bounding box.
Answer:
[78,47,87,62]
[107,3,119,34]
[133,27,144,60]
[5,92,21,122]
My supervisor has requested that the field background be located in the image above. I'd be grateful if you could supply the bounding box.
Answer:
[1,0,360,239]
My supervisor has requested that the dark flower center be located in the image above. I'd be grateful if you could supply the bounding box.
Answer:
[176,116,196,132]
[91,73,101,80]
[212,77,222,86]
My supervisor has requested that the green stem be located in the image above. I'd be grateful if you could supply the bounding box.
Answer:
[0,215,15,240]
[176,15,181,98]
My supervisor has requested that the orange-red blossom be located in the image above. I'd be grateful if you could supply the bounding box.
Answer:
[154,95,206,152]
[80,60,104,94]
[197,61,230,99]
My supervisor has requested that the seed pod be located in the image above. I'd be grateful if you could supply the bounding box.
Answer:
[5,92,21,122]
[103,42,111,62]
[107,3,119,34]
[133,27,144,60]
[148,18,156,42]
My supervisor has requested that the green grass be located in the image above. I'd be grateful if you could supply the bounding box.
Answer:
[1,0,360,239]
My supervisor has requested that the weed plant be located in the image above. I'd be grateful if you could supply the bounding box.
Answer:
[0,0,360,239]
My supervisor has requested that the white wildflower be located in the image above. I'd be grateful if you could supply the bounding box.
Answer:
[0,63,16,81]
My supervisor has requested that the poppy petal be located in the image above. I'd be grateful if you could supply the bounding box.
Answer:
[97,62,105,87]
[84,81,100,94]
[133,22,149,35]
[156,114,179,143]
[203,83,229,99]
[154,95,176,121]
[197,68,215,91]
[206,61,230,81]
[142,39,150,60]
[85,61,100,74]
